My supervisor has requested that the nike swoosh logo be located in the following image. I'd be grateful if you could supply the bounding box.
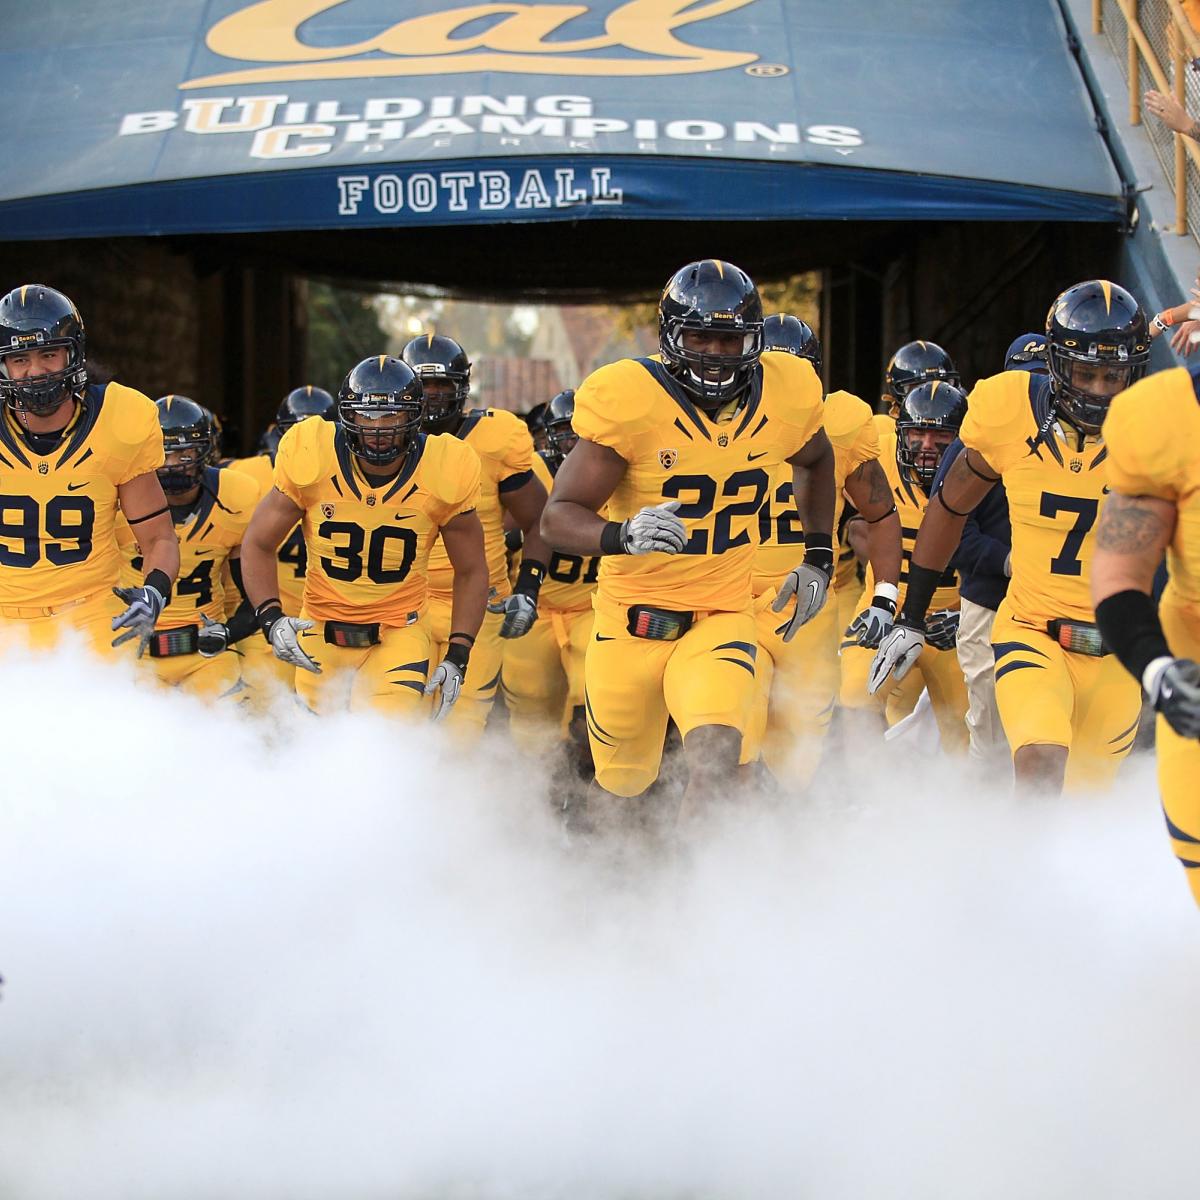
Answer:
[67,482,88,491]
[595,634,615,641]
[393,513,415,521]
[1102,486,1111,495]
[747,452,768,462]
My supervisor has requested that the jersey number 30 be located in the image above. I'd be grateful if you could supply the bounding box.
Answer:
[319,521,417,584]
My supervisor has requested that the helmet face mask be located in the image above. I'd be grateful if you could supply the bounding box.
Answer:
[0,285,88,418]
[401,335,470,436]
[658,260,764,410]
[338,357,425,466]
[155,396,215,495]
[1045,281,1149,435]
[895,380,968,489]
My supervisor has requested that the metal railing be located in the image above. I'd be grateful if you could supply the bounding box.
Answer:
[1096,0,1200,240]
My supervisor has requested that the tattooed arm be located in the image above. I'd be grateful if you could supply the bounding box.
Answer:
[1091,492,1175,605]
[843,456,902,586]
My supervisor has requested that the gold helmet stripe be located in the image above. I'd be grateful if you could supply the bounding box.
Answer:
[378,354,386,371]
[20,285,27,306]
[1100,279,1113,314]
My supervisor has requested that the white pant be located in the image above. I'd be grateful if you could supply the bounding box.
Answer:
[956,598,1011,768]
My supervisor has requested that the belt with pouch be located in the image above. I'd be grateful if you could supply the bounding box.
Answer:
[148,625,199,658]
[1047,617,1109,657]
[322,610,420,647]
[626,604,695,641]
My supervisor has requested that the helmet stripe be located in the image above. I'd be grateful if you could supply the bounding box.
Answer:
[1101,279,1113,314]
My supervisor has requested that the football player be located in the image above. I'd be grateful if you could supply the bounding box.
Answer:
[241,356,487,718]
[872,281,1149,793]
[741,314,902,788]
[229,386,336,692]
[502,389,599,772]
[526,402,550,456]
[116,397,259,698]
[402,334,549,737]
[1093,364,1200,905]
[882,341,960,418]
[839,380,970,750]
[0,284,178,657]
[541,260,833,816]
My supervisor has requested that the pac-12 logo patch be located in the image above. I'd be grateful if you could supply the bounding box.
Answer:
[321,502,335,519]
[658,448,678,469]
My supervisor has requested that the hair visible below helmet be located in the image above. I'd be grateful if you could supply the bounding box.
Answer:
[542,389,577,464]
[763,313,821,377]
[895,380,968,489]
[337,356,425,466]
[0,284,88,417]
[884,341,959,408]
[401,334,471,436]
[1045,280,1149,435]
[276,385,336,434]
[155,396,215,495]
[658,259,764,409]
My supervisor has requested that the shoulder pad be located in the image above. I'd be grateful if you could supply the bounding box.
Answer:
[217,464,264,516]
[823,390,874,448]
[463,407,518,453]
[276,416,334,488]
[761,351,822,415]
[574,359,660,439]
[422,433,482,506]
[1105,367,1196,492]
[102,382,159,452]
[965,370,1036,441]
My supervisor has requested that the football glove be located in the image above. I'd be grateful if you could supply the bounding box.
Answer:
[110,583,168,658]
[924,608,961,652]
[1144,657,1200,739]
[488,592,538,639]
[845,594,897,649]
[197,613,231,658]
[868,618,926,694]
[772,563,831,642]
[620,500,687,555]
[269,616,320,674]
[425,656,465,721]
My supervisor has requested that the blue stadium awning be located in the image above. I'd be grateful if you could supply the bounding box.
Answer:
[0,0,1127,238]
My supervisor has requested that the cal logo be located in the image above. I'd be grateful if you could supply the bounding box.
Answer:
[365,494,376,507]
[1070,459,1082,473]
[321,502,335,519]
[37,463,48,475]
[717,433,729,447]
[658,448,678,469]
[182,0,761,89]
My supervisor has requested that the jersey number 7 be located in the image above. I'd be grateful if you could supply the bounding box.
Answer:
[1040,492,1099,577]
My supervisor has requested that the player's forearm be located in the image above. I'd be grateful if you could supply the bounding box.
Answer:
[899,507,966,623]
[790,448,836,540]
[449,561,488,640]
[138,522,180,587]
[240,536,282,610]
[541,498,610,556]
[864,510,902,587]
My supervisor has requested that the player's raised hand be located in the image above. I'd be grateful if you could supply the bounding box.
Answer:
[620,501,687,555]
[868,618,926,694]
[110,582,167,658]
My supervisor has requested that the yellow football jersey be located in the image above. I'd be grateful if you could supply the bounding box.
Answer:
[0,382,162,609]
[752,388,879,595]
[425,408,535,600]
[1104,366,1200,612]
[852,415,958,610]
[532,451,602,611]
[962,370,1108,625]
[228,451,308,616]
[274,419,480,624]
[117,465,260,628]
[574,350,824,612]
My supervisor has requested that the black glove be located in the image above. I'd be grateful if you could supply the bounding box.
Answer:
[924,608,960,652]
[110,582,168,658]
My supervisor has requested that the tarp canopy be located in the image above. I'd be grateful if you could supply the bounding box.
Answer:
[0,0,1126,241]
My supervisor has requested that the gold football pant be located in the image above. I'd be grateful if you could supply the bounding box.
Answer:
[840,628,968,753]
[293,611,432,717]
[501,605,593,754]
[741,590,838,788]
[584,597,758,798]
[1158,598,1200,906]
[426,595,505,739]
[990,602,1141,792]
[0,588,125,659]
[137,642,246,702]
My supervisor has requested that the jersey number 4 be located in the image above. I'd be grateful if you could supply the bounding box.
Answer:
[319,521,417,584]
[1040,492,1099,577]
[661,470,769,554]
[0,495,93,567]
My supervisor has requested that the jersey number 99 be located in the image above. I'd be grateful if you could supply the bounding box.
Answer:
[0,494,94,568]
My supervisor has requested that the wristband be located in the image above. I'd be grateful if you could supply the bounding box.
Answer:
[515,558,546,598]
[872,582,899,615]
[1095,589,1171,683]
[448,630,476,647]
[600,521,627,556]
[897,563,941,625]
[445,641,471,671]
[255,600,284,641]
[802,531,834,577]
[144,568,173,606]
[1153,311,1175,332]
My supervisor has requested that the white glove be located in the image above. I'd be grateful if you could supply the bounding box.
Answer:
[197,613,230,658]
[868,620,926,694]
[924,608,960,652]
[269,616,320,674]
[621,501,686,555]
[1144,656,1200,739]
[772,563,831,641]
[845,595,896,649]
[488,592,538,638]
[110,583,168,658]
[425,657,465,721]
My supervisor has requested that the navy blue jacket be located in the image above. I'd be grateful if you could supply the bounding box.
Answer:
[931,438,1011,612]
